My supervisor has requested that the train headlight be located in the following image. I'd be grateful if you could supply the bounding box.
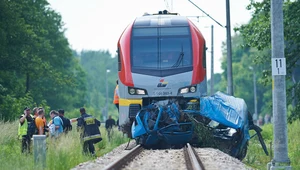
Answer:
[136,89,146,95]
[129,88,136,95]
[190,86,196,93]
[180,87,189,94]
[179,86,197,94]
[128,87,147,95]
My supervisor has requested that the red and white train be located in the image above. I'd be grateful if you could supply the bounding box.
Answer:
[117,10,207,133]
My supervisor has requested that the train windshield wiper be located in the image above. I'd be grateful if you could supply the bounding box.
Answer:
[171,51,184,68]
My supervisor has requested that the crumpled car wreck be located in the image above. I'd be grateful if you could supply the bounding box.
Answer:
[131,91,268,160]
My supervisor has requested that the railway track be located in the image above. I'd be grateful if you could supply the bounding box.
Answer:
[103,143,205,170]
[184,143,206,170]
[103,144,143,170]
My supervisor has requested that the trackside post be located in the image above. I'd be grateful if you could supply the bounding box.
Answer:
[33,135,46,168]
[269,0,291,169]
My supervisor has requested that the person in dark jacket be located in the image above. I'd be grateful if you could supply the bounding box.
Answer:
[58,109,72,133]
[105,116,116,141]
[76,107,102,156]
[105,116,116,129]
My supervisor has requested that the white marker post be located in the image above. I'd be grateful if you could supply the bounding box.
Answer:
[33,135,46,168]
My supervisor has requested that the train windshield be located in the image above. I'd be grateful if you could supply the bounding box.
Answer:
[131,27,193,76]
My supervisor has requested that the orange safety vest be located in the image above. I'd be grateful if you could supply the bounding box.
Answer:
[113,85,119,104]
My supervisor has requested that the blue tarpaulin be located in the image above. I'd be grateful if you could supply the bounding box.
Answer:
[199,91,247,129]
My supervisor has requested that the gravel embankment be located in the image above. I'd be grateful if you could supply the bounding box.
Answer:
[123,149,186,170]
[195,148,253,170]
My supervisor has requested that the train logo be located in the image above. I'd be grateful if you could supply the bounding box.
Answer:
[157,78,168,87]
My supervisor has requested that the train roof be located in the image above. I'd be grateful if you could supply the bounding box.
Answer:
[133,13,189,28]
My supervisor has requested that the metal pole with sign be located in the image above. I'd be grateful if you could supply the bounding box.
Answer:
[269,0,291,169]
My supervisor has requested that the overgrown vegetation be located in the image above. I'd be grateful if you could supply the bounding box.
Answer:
[244,120,300,169]
[210,0,300,122]
[0,121,127,170]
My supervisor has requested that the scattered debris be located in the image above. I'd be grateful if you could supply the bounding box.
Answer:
[131,91,269,160]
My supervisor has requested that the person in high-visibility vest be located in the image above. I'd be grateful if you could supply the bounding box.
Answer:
[113,80,119,111]
[18,107,34,153]
[113,80,120,130]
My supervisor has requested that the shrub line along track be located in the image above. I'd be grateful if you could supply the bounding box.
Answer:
[103,143,205,170]
[184,143,206,170]
[103,144,143,170]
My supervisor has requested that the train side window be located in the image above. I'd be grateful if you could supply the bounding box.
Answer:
[117,48,121,71]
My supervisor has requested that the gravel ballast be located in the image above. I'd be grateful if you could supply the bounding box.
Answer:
[123,149,186,170]
[195,148,253,170]
[72,143,252,170]
[72,142,136,170]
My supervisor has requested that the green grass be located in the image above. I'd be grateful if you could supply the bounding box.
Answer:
[244,121,300,169]
[0,121,127,170]
[1,120,299,170]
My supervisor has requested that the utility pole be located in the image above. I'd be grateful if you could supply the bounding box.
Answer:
[253,70,258,125]
[292,71,296,108]
[269,0,291,169]
[105,69,110,121]
[210,25,214,95]
[249,66,258,124]
[253,70,257,125]
[226,0,233,96]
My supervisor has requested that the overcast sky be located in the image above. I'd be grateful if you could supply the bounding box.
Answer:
[47,0,253,78]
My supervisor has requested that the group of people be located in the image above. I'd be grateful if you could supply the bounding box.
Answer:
[18,80,120,156]
[18,107,72,153]
[18,107,102,156]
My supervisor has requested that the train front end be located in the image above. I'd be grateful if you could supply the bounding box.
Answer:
[117,12,207,135]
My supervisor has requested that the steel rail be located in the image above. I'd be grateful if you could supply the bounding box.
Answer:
[184,143,206,170]
[103,144,143,170]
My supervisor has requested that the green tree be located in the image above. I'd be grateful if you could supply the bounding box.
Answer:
[237,0,300,122]
[0,0,87,120]
[219,34,272,117]
[78,50,118,120]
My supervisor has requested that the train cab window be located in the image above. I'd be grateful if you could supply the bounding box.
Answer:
[160,37,192,68]
[132,38,158,68]
[131,26,193,76]
[160,27,189,36]
[132,28,158,36]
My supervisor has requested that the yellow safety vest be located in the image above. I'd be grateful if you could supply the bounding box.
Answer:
[18,114,33,139]
[113,85,119,104]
